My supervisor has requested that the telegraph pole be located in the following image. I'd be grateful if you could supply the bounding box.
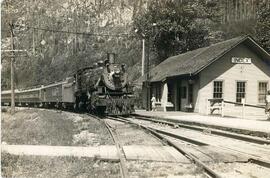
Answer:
[146,37,150,111]
[9,22,15,114]
[5,0,16,114]
[2,32,27,115]
[141,39,145,76]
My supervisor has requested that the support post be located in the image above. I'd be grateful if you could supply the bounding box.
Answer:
[141,39,145,76]
[206,99,210,115]
[241,98,245,119]
[161,83,168,112]
[146,37,150,111]
[221,100,224,117]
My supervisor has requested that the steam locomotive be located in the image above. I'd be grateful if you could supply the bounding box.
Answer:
[1,53,135,115]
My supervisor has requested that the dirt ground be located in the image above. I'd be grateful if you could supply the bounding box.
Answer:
[106,119,163,146]
[1,152,120,178]
[1,108,113,146]
[208,162,270,178]
[126,160,206,178]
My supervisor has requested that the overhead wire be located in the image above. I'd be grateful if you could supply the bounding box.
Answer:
[13,24,136,38]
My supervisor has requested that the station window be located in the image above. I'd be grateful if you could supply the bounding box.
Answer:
[236,81,246,103]
[258,82,268,103]
[213,81,223,99]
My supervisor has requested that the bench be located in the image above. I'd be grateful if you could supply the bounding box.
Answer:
[184,103,193,112]
[154,102,174,111]
[208,99,224,116]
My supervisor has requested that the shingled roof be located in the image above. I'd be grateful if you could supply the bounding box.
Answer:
[148,35,270,82]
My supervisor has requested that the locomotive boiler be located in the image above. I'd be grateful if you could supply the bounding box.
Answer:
[74,53,134,115]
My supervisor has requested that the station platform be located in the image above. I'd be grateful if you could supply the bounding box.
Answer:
[135,110,270,135]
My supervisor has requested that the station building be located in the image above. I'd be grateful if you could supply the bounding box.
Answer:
[142,36,270,114]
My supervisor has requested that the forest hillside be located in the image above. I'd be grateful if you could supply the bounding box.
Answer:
[1,0,269,89]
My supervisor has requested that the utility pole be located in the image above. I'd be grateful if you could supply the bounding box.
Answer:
[9,22,15,114]
[145,23,157,111]
[2,36,27,115]
[5,0,16,115]
[141,38,145,76]
[146,37,150,111]
[4,1,26,114]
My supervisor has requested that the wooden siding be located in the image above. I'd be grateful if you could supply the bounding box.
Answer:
[197,43,270,114]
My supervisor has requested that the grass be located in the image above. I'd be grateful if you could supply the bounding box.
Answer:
[1,152,120,178]
[1,109,114,146]
[2,109,74,146]
[126,160,204,178]
[72,115,114,145]
[1,109,117,177]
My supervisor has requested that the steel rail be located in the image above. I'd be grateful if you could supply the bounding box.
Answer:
[248,158,270,168]
[109,116,222,178]
[132,115,270,145]
[131,114,270,138]
[86,114,129,178]
[122,115,270,170]
[103,119,129,178]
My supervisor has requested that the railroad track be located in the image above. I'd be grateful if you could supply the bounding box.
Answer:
[87,114,128,178]
[100,114,270,177]
[122,115,270,169]
[21,109,270,177]
[107,115,222,178]
[131,114,270,139]
[131,114,270,145]
[103,119,129,178]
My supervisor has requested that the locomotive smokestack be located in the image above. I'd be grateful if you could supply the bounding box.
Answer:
[107,53,115,63]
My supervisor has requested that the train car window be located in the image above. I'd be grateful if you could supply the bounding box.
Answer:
[52,88,59,96]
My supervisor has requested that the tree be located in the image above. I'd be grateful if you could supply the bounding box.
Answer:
[1,0,144,89]
[255,1,270,52]
[133,0,219,63]
[213,0,270,52]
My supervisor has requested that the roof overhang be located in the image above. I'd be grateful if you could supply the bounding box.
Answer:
[194,36,270,75]
[143,35,270,84]
[245,37,270,65]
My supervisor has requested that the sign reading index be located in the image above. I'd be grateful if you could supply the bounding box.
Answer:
[231,57,252,64]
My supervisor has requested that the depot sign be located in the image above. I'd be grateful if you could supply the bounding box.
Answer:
[231,57,252,64]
